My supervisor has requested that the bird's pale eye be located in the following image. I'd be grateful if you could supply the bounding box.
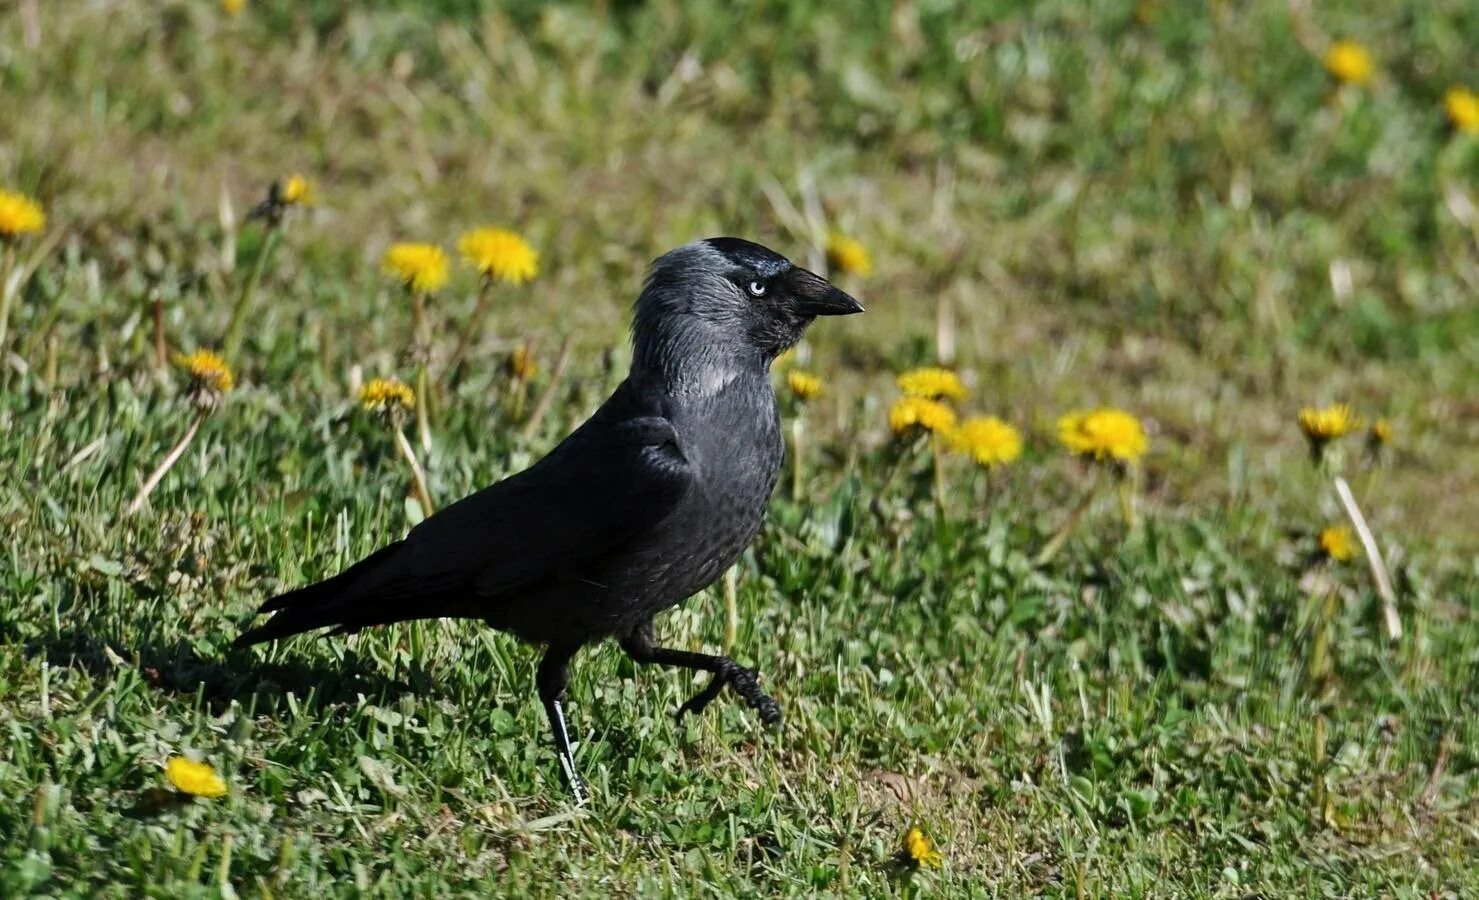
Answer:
[747,280,767,298]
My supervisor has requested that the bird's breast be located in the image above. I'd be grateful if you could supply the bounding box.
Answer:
[638,382,783,600]
[679,385,784,502]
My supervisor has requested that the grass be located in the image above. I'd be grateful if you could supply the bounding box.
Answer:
[2,0,1478,895]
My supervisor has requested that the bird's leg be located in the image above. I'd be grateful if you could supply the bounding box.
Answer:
[536,645,588,805]
[620,624,782,725]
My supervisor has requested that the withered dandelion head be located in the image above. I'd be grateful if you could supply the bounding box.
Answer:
[1324,40,1373,86]
[949,416,1023,468]
[507,345,537,380]
[251,175,311,226]
[358,377,415,416]
[786,370,823,401]
[1058,408,1148,464]
[1444,86,1479,136]
[0,189,45,240]
[1319,525,1357,563]
[1368,418,1392,447]
[901,826,943,868]
[897,367,966,402]
[165,756,227,798]
[382,242,450,295]
[174,349,234,410]
[825,233,873,278]
[890,396,957,437]
[458,228,539,285]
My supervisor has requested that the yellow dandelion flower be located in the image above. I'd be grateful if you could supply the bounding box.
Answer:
[897,367,966,402]
[358,377,415,413]
[1318,525,1357,563]
[281,174,312,206]
[890,396,957,436]
[1298,404,1356,443]
[825,233,873,278]
[458,227,539,285]
[1058,408,1148,464]
[1324,40,1373,86]
[221,0,245,14]
[0,189,46,240]
[901,826,943,868]
[1444,86,1479,136]
[507,344,537,380]
[382,242,450,295]
[949,416,1023,468]
[165,756,227,798]
[787,370,823,401]
[173,349,235,394]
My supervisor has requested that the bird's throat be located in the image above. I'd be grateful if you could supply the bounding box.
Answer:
[633,329,763,400]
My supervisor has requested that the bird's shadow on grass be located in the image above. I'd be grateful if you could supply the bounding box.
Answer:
[24,627,420,716]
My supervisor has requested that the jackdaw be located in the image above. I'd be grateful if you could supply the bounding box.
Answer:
[235,237,863,801]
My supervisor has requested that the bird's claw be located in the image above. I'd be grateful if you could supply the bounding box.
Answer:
[730,666,782,725]
[674,663,782,726]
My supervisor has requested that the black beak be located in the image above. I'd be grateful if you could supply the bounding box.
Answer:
[786,267,865,317]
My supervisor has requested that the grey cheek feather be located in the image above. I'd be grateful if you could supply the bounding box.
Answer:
[630,247,761,396]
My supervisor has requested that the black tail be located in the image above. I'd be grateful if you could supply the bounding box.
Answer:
[234,542,406,647]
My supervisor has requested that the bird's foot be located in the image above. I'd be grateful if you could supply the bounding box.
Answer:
[731,667,783,725]
[675,677,726,721]
[675,660,782,726]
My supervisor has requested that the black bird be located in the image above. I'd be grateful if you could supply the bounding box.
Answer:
[236,237,862,800]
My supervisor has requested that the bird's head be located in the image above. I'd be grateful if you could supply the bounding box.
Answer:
[632,237,863,376]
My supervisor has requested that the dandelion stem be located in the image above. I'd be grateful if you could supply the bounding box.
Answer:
[0,245,15,360]
[125,413,204,515]
[443,278,494,387]
[931,433,946,514]
[521,337,571,440]
[506,340,533,423]
[1117,474,1137,532]
[222,226,279,360]
[393,425,435,515]
[411,291,433,454]
[722,565,739,655]
[1333,475,1401,640]
[880,437,919,497]
[1035,480,1099,567]
[415,364,433,453]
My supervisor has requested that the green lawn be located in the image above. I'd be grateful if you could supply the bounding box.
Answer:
[2,1,1477,895]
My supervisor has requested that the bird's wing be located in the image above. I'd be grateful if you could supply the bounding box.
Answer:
[236,392,695,645]
[398,413,694,600]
